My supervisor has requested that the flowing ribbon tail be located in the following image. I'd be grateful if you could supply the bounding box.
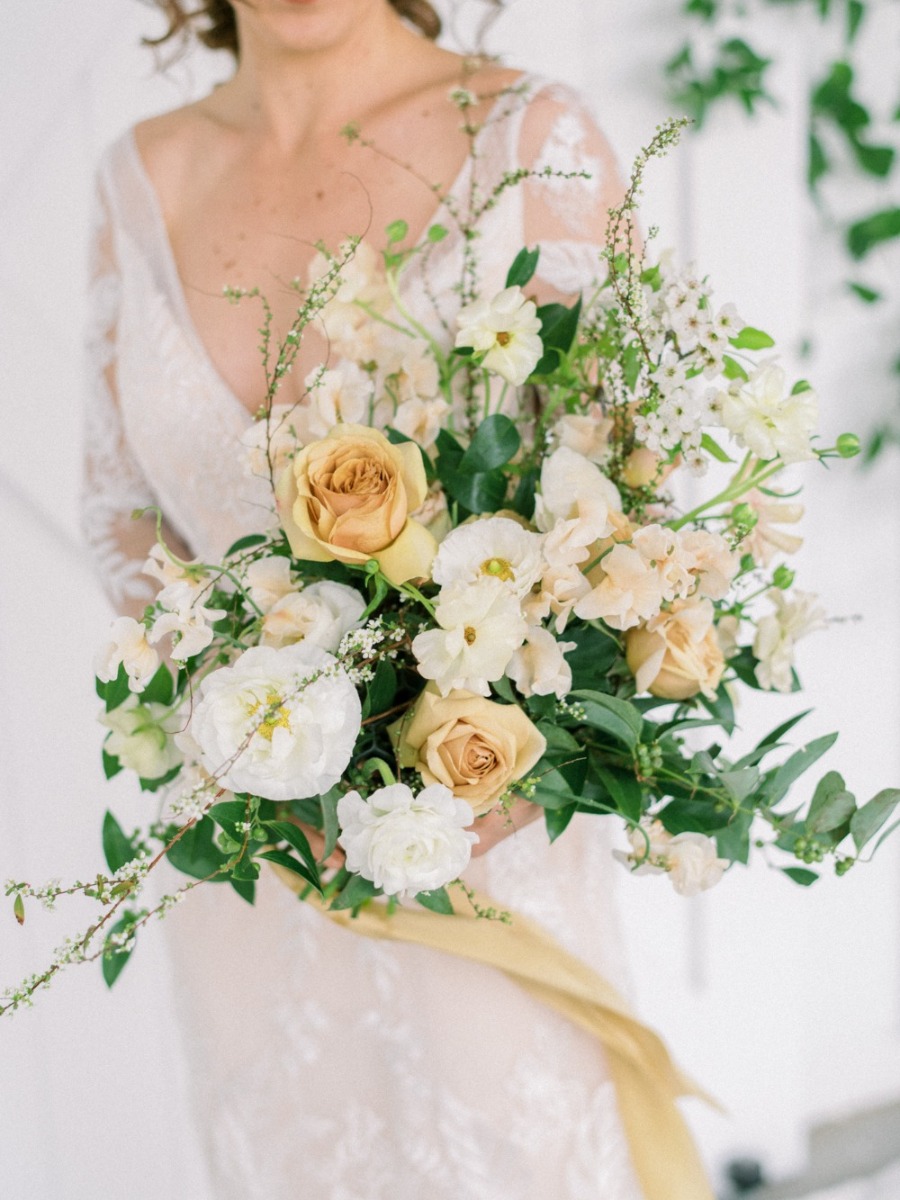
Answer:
[274,868,716,1200]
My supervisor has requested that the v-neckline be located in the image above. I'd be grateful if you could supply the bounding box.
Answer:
[124,73,532,421]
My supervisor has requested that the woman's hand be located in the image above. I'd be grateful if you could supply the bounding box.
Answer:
[469,797,542,858]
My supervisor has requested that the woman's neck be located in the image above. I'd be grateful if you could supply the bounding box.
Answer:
[214,6,440,152]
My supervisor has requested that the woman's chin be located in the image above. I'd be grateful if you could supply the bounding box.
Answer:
[237,0,387,55]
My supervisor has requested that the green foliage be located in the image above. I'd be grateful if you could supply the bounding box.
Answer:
[571,690,643,749]
[811,61,894,183]
[505,246,540,288]
[102,917,135,988]
[666,37,775,128]
[416,887,454,914]
[102,811,135,873]
[847,207,900,259]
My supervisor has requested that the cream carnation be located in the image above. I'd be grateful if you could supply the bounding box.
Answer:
[337,782,477,897]
[188,643,361,801]
[431,516,544,599]
[411,578,527,697]
[455,285,543,385]
[260,581,366,652]
[95,616,160,693]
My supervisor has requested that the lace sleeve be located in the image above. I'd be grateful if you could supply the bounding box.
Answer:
[517,83,626,297]
[80,169,164,614]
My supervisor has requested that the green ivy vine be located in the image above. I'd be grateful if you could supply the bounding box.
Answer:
[664,0,900,460]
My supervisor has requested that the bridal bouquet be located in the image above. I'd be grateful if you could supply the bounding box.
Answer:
[5,118,897,1011]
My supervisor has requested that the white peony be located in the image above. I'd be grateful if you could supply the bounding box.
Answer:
[719,363,818,464]
[753,589,827,693]
[455,285,543,385]
[411,578,527,696]
[260,581,366,651]
[188,643,361,800]
[244,556,295,614]
[506,627,576,700]
[100,696,182,780]
[431,516,544,599]
[150,582,226,663]
[337,782,478,897]
[535,447,622,544]
[95,616,160,693]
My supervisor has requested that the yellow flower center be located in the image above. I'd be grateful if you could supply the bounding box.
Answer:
[480,557,514,582]
[247,691,292,742]
[464,626,477,646]
[495,331,511,347]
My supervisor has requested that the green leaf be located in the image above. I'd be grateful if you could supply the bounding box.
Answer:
[847,208,900,260]
[755,709,811,751]
[329,873,381,910]
[104,664,131,713]
[137,763,183,794]
[531,767,583,810]
[320,789,341,861]
[700,681,736,735]
[659,795,732,835]
[441,466,508,514]
[850,788,900,852]
[847,0,865,40]
[385,427,435,480]
[545,803,577,843]
[808,131,829,189]
[536,723,582,754]
[763,733,839,805]
[166,816,232,881]
[847,281,882,304]
[853,142,895,178]
[230,856,260,882]
[509,467,539,521]
[572,690,643,749]
[536,296,582,360]
[386,219,409,244]
[416,886,454,914]
[729,326,775,350]
[102,919,134,988]
[264,821,321,887]
[719,767,760,804]
[505,246,541,289]
[427,224,448,243]
[593,764,643,822]
[564,624,620,691]
[102,811,135,873]
[224,532,268,555]
[361,659,397,720]
[258,849,320,893]
[782,866,819,887]
[102,750,123,780]
[230,878,256,905]
[459,414,521,472]
[806,771,856,833]
[716,808,753,863]
[722,354,749,382]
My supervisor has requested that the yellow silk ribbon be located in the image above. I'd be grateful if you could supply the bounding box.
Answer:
[273,868,715,1200]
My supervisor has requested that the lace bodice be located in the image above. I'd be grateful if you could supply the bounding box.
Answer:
[81,74,643,1200]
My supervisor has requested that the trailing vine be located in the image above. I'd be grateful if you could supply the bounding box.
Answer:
[664,0,900,459]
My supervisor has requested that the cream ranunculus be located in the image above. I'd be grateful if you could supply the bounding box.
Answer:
[275,424,436,585]
[455,285,544,385]
[392,687,547,816]
[337,782,478,897]
[95,616,160,693]
[188,643,361,801]
[260,581,366,651]
[625,598,725,700]
[100,696,182,780]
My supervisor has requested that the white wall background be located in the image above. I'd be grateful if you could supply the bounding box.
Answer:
[1,1,898,1196]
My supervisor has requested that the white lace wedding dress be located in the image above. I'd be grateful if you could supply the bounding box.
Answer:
[82,74,645,1200]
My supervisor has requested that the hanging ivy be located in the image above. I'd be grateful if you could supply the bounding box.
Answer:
[664,0,900,460]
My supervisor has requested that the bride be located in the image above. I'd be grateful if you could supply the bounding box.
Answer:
[82,1,653,1195]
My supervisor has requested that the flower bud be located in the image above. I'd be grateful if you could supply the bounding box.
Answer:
[731,502,757,531]
[621,447,661,489]
[772,565,795,590]
[836,432,861,458]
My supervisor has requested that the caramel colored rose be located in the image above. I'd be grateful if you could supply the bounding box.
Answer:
[391,688,546,816]
[625,598,725,701]
[275,424,436,585]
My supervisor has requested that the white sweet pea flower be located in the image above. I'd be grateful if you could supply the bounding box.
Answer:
[95,616,160,693]
[574,542,667,630]
[432,516,544,599]
[337,782,478,897]
[719,362,818,464]
[393,339,441,404]
[740,489,804,567]
[551,405,613,465]
[614,820,727,896]
[239,404,303,482]
[303,360,373,438]
[676,529,739,601]
[391,396,450,450]
[455,285,543,385]
[188,643,361,801]
[535,447,622,544]
[260,581,366,652]
[150,581,227,663]
[244,556,295,614]
[307,240,393,357]
[143,544,208,593]
[506,627,576,700]
[753,589,827,693]
[411,578,527,696]
[100,696,182,780]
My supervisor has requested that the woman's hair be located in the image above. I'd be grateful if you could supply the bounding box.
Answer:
[145,0,441,56]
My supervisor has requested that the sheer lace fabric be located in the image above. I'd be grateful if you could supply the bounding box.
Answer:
[82,74,643,1199]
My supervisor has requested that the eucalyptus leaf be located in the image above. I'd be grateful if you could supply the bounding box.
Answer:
[571,689,642,749]
[806,771,856,833]
[850,788,900,852]
[716,808,753,863]
[763,733,839,805]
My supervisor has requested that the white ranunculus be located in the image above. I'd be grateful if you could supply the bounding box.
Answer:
[95,616,160,693]
[535,447,622,544]
[188,643,361,801]
[150,581,227,663]
[506,627,576,700]
[244,556,295,614]
[753,589,827,693]
[455,285,543,385]
[337,782,477,897]
[260,581,366,651]
[412,578,528,697]
[432,516,544,599]
[100,696,182,780]
[719,362,818,464]
[664,832,729,896]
